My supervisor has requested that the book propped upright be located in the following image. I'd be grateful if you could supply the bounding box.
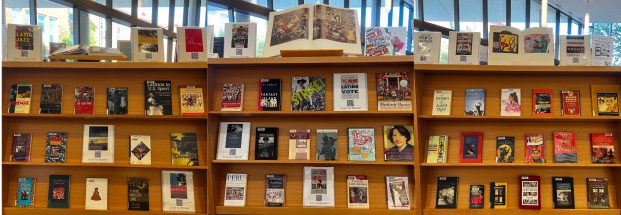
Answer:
[460,132,482,163]
[490,182,507,209]
[559,35,592,66]
[592,35,614,66]
[552,177,575,209]
[131,27,165,62]
[224,23,257,58]
[263,4,361,57]
[448,32,481,64]
[591,133,615,164]
[177,27,208,62]
[590,85,620,116]
[488,26,554,65]
[519,176,541,210]
[8,24,42,62]
[414,32,442,64]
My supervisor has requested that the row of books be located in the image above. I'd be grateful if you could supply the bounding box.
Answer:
[433,85,620,116]
[435,177,609,209]
[427,132,616,164]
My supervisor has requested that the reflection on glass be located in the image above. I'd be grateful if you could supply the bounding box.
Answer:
[440,37,449,64]
[613,23,620,66]
[112,22,131,48]
[560,14,568,35]
[200,0,206,27]
[274,0,298,11]
[571,21,579,35]
[173,0,184,32]
[330,0,344,7]
[80,12,106,47]
[251,15,268,57]
[138,0,153,22]
[242,0,269,8]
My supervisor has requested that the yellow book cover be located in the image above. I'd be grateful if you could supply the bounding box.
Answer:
[170,133,199,166]
[432,90,452,115]
[180,86,204,116]
[347,175,369,208]
[288,129,310,160]
[14,84,32,114]
[591,85,620,116]
[491,182,508,209]
[427,135,448,163]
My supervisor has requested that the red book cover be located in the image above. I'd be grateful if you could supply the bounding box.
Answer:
[74,87,94,114]
[554,132,577,163]
[525,134,546,163]
[562,91,580,116]
[533,89,552,116]
[184,29,204,52]
[460,132,483,163]
[519,176,541,210]
[591,133,616,164]
[10,133,32,162]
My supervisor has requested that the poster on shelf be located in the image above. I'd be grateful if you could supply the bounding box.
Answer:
[7,24,42,62]
[559,35,591,66]
[224,22,257,58]
[177,27,209,62]
[414,31,441,64]
[448,31,480,65]
[488,26,554,65]
[131,27,165,62]
[591,35,614,66]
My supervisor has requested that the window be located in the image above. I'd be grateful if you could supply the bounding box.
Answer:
[38,14,46,33]
[242,0,269,8]
[459,0,483,34]
[330,0,345,7]
[592,23,610,37]
[113,0,132,16]
[200,0,206,26]
[173,0,184,32]
[81,11,106,47]
[571,20,579,35]
[26,11,30,24]
[349,0,363,30]
[530,0,540,27]
[559,13,568,35]
[250,15,268,57]
[274,0,298,11]
[207,4,229,37]
[547,7,556,33]
[488,0,506,33]
[612,23,620,66]
[392,0,402,27]
[366,0,373,27]
[158,0,170,29]
[49,17,57,42]
[111,22,131,48]
[138,0,153,22]
[423,0,454,30]
[305,0,321,4]
[440,37,449,64]
[510,0,525,30]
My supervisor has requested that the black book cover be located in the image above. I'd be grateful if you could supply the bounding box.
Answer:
[469,185,484,209]
[45,132,67,163]
[8,84,17,113]
[490,182,506,209]
[145,81,172,115]
[265,174,286,207]
[107,87,128,115]
[552,177,574,209]
[47,175,70,208]
[40,84,62,114]
[258,79,281,111]
[496,136,515,163]
[255,127,278,160]
[435,177,458,209]
[213,37,224,58]
[128,177,149,211]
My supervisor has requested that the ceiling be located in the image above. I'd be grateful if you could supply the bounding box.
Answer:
[550,0,621,23]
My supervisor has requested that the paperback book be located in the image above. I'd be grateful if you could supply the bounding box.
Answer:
[496,136,515,163]
[525,134,546,163]
[590,85,620,116]
[469,185,484,209]
[465,89,485,116]
[48,175,70,208]
[592,35,614,66]
[258,79,281,111]
[161,170,195,212]
[333,73,368,111]
[221,83,244,111]
[176,27,208,62]
[432,90,452,115]
[107,87,128,115]
[384,125,414,162]
[217,122,251,160]
[82,125,115,163]
[561,90,580,116]
[435,177,458,209]
[365,27,407,56]
[289,129,311,160]
[265,174,286,207]
[488,26,554,65]
[75,87,94,114]
[427,135,448,163]
[533,89,552,116]
[460,132,483,163]
[10,133,32,162]
[130,135,151,165]
[39,84,62,114]
[552,177,575,209]
[448,32,481,64]
[587,178,610,209]
[591,133,615,164]
[303,167,335,207]
[131,27,165,62]
[291,77,326,111]
[255,127,279,160]
[224,22,257,58]
[145,81,172,115]
[554,132,577,163]
[559,35,591,66]
[224,173,248,206]
[414,32,441,64]
[128,177,149,211]
[15,178,36,207]
[180,86,204,116]
[489,182,507,209]
[85,178,108,210]
[386,176,410,210]
[501,88,521,116]
[348,128,375,161]
[347,175,369,209]
[316,129,338,161]
[377,72,412,111]
[519,176,541,210]
[171,133,198,166]
[8,84,32,114]
[45,132,67,163]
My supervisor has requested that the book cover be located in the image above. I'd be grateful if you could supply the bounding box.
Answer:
[496,136,515,163]
[489,182,507,209]
[460,132,483,163]
[130,135,151,165]
[225,173,248,206]
[590,85,620,116]
[386,176,410,209]
[145,81,172,115]
[171,133,199,166]
[384,125,414,162]
[317,129,338,161]
[465,89,485,116]
[364,27,407,56]
[587,178,610,209]
[82,125,115,163]
[561,90,580,116]
[348,128,375,161]
[333,73,368,111]
[255,127,279,160]
[432,90,452,115]
[9,84,32,114]
[221,83,244,111]
[217,122,251,160]
[224,22,257,58]
[427,135,448,163]
[177,27,208,62]
[258,79,281,111]
[47,175,70,208]
[85,178,108,210]
[291,77,326,111]
[592,35,614,66]
[519,176,541,210]
[377,73,412,111]
[533,89,552,116]
[10,133,31,162]
[8,24,42,61]
[39,84,62,114]
[501,89,521,116]
[49,42,66,57]
[289,129,310,160]
[74,87,94,114]
[347,175,369,209]
[435,177,458,209]
[161,170,195,212]
[107,87,128,115]
[15,178,35,207]
[180,86,204,116]
[554,132,577,163]
[448,32,481,64]
[45,132,67,163]
[8,84,18,113]
[591,133,615,164]
[414,32,442,64]
[525,134,546,163]
[552,177,575,209]
[185,28,203,52]
[265,174,286,207]
[128,177,149,211]
[303,166,335,207]
[132,28,164,62]
[469,185,484,209]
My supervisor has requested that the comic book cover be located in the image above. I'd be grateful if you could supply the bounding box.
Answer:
[128,178,149,211]
[591,133,615,164]
[348,128,375,161]
[291,77,326,111]
[221,83,244,111]
[265,175,286,207]
[364,27,407,56]
[554,132,577,163]
[427,135,447,163]
[377,73,412,111]
[40,84,62,114]
[384,125,414,162]
[12,84,32,114]
[180,86,204,116]
[171,133,199,166]
[435,177,458,209]
[74,87,94,114]
[347,175,368,208]
[45,132,67,163]
[107,87,128,115]
[10,133,32,162]
[465,89,485,116]
[525,134,546,163]
[258,79,281,111]
[496,136,515,163]
[317,129,338,161]
[596,93,619,116]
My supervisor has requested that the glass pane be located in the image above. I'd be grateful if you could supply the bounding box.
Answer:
[164,38,169,62]
[571,20,579,35]
[459,0,483,34]
[380,0,388,27]
[592,23,610,36]
[510,0,525,30]
[173,0,184,32]
[530,0,540,27]
[613,23,620,66]
[200,0,206,26]
[113,0,132,16]
[440,37,448,64]
[158,0,170,29]
[91,0,106,5]
[423,0,454,30]
[235,12,250,22]
[274,0,299,11]
[559,13,568,35]
[242,0,269,8]
[138,0,153,22]
[547,7,556,33]
[392,0,401,27]
[250,15,268,57]
[37,0,74,58]
[81,12,107,47]
[4,0,29,25]
[111,22,131,48]
[305,0,321,4]
[488,0,506,32]
[207,4,229,37]
[349,0,363,29]
[330,0,344,7]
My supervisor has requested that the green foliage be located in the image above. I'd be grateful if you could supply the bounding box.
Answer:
[89,20,98,46]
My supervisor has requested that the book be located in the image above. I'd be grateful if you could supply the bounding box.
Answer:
[479,44,488,64]
[9,84,32,114]
[131,27,165,62]
[495,136,515,163]
[224,173,248,206]
[532,89,552,116]
[386,176,410,209]
[128,177,149,211]
[48,175,70,208]
[427,135,448,163]
[10,133,31,162]
[489,182,507,209]
[347,175,369,209]
[414,32,442,64]
[559,35,592,66]
[448,32,481,64]
[591,85,620,116]
[289,129,311,160]
[488,26,554,65]
[45,132,67,163]
[15,178,36,207]
[258,79,281,111]
[177,27,208,62]
[180,85,205,116]
[348,128,375,161]
[469,185,484,209]
[501,88,521,116]
[519,176,541,210]
[74,87,94,114]
[561,90,580,116]
[460,132,483,163]
[82,125,115,163]
[221,83,244,111]
[432,90,452,115]
[592,35,614,66]
[265,174,286,207]
[552,177,575,209]
[587,178,610,209]
[161,170,196,212]
[107,87,128,115]
[217,122,251,160]
[291,77,326,111]
[303,166,335,207]
[591,133,616,164]
[316,129,338,161]
[377,72,412,111]
[435,177,458,209]
[213,37,224,58]
[384,125,414,162]
[263,4,361,57]
[130,135,151,165]
[7,24,42,61]
[554,132,577,163]
[364,27,407,56]
[49,42,67,60]
[255,127,279,160]
[525,133,546,163]
[39,84,62,114]
[171,133,199,166]
[224,22,256,58]
[465,89,485,116]
[333,73,368,111]
[207,25,215,55]
[85,178,108,210]
[145,81,172,115]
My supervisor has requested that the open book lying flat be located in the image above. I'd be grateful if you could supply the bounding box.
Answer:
[263,3,362,57]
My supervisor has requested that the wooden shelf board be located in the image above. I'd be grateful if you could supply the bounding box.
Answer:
[421,163,621,167]
[418,115,620,121]
[2,113,207,120]
[215,206,415,215]
[2,61,207,69]
[208,55,413,67]
[423,208,621,215]
[3,207,205,215]
[414,64,621,74]
[211,160,414,165]
[2,161,208,169]
[208,111,413,117]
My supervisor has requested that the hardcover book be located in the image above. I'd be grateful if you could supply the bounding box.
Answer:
[448,32,481,64]
[435,177,458,209]
[74,87,94,114]
[427,135,448,163]
[591,133,615,164]
[85,178,108,210]
[526,134,546,163]
[496,136,515,163]
[255,127,279,160]
[592,35,614,66]
[561,90,580,116]
[333,73,368,111]
[533,89,552,116]
[224,22,257,58]
[180,86,204,116]
[465,89,485,116]
[40,84,62,114]
[48,175,70,208]
[469,185,484,209]
[488,26,554,65]
[501,88,521,116]
[171,133,198,166]
[460,132,483,163]
[8,84,32,114]
[145,81,172,115]
[177,27,208,62]
[217,122,251,160]
[131,27,165,62]
[432,90,452,115]
[559,35,591,66]
[258,79,281,111]
[590,85,620,116]
[348,128,375,161]
[489,182,507,209]
[291,77,326,111]
[384,125,414,162]
[7,24,42,61]
[15,178,36,207]
[289,129,311,160]
[303,166,335,207]
[377,73,412,111]
[82,125,115,163]
[130,135,151,165]
[265,174,286,207]
[49,42,66,58]
[364,27,407,56]
[128,177,149,211]
[225,173,248,206]
[221,83,244,111]
[161,170,196,212]
[554,132,577,163]
[106,88,128,115]
[519,176,541,210]
[347,175,369,209]
[10,133,31,162]
[552,177,575,209]
[414,32,442,64]
[317,129,338,161]
[587,178,610,209]
[45,132,67,163]
[386,176,410,210]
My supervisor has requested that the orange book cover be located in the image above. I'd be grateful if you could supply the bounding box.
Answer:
[533,89,552,116]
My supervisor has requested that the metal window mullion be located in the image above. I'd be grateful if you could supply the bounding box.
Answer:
[555,9,560,59]
[183,0,189,26]
[398,0,404,26]
[193,0,201,26]
[407,2,413,51]
[567,16,571,34]
[30,0,37,25]
[131,0,138,18]
[388,6,393,26]
[344,0,349,8]
[73,5,80,45]
[298,0,303,5]
[525,0,530,28]
[483,0,488,39]
[324,0,329,5]
[268,0,273,9]
[229,7,234,22]
[371,0,380,27]
[417,0,423,21]
[578,22,581,35]
[361,0,366,38]
[169,0,175,29]
[106,0,113,48]
[506,0,510,27]
[454,0,459,31]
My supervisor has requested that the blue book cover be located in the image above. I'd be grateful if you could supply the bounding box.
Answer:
[16,178,35,207]
[465,89,485,116]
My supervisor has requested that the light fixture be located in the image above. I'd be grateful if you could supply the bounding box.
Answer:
[584,0,590,34]
[541,0,548,27]
[386,0,393,13]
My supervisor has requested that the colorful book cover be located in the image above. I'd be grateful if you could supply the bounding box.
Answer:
[184,28,204,52]
[161,170,196,212]
[347,175,369,209]
[289,129,310,160]
[106,87,128,115]
[74,87,94,114]
[303,166,335,207]
[130,135,152,165]
[432,90,452,115]
[145,81,172,115]
[561,90,580,116]
[460,132,483,163]
[291,77,326,111]
[427,135,447,163]
[171,133,199,166]
[533,89,552,116]
[180,86,204,116]
[8,84,18,113]
[435,177,458,209]
[258,79,281,111]
[255,127,279,160]
[221,83,244,111]
[15,25,34,50]
[364,27,407,56]
[591,133,615,164]
[138,29,159,53]
[496,136,515,163]
[587,178,610,209]
[85,178,108,210]
[552,177,575,209]
[39,84,62,114]
[317,129,338,161]
[489,182,507,209]
[128,177,149,211]
[554,132,577,163]
[224,173,248,206]
[265,174,286,207]
[465,89,485,116]
[48,175,70,208]
[596,93,619,116]
[10,84,32,114]
[377,73,412,111]
[10,133,31,162]
[386,176,410,209]
[15,178,36,207]
[501,88,521,116]
[519,176,541,210]
[456,33,473,55]
[82,125,115,163]
[384,125,414,162]
[525,134,546,163]
[469,185,484,209]
[45,132,67,163]
[348,128,376,161]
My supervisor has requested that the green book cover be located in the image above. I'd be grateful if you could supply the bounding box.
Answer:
[47,175,70,208]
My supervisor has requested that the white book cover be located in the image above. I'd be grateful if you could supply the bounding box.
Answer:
[82,125,115,163]
[224,22,257,58]
[303,166,335,207]
[131,27,165,62]
[7,24,42,62]
[224,173,248,206]
[207,25,215,54]
[263,4,362,57]
[448,32,480,64]
[364,27,407,56]
[559,35,591,66]
[130,135,151,165]
[85,178,108,210]
[414,32,441,64]
[592,34,614,66]
[161,170,196,212]
[501,89,521,116]
[217,122,251,160]
[432,90,452,115]
[177,27,208,62]
[333,73,368,111]
[479,45,488,65]
[386,176,410,210]
[488,26,554,65]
